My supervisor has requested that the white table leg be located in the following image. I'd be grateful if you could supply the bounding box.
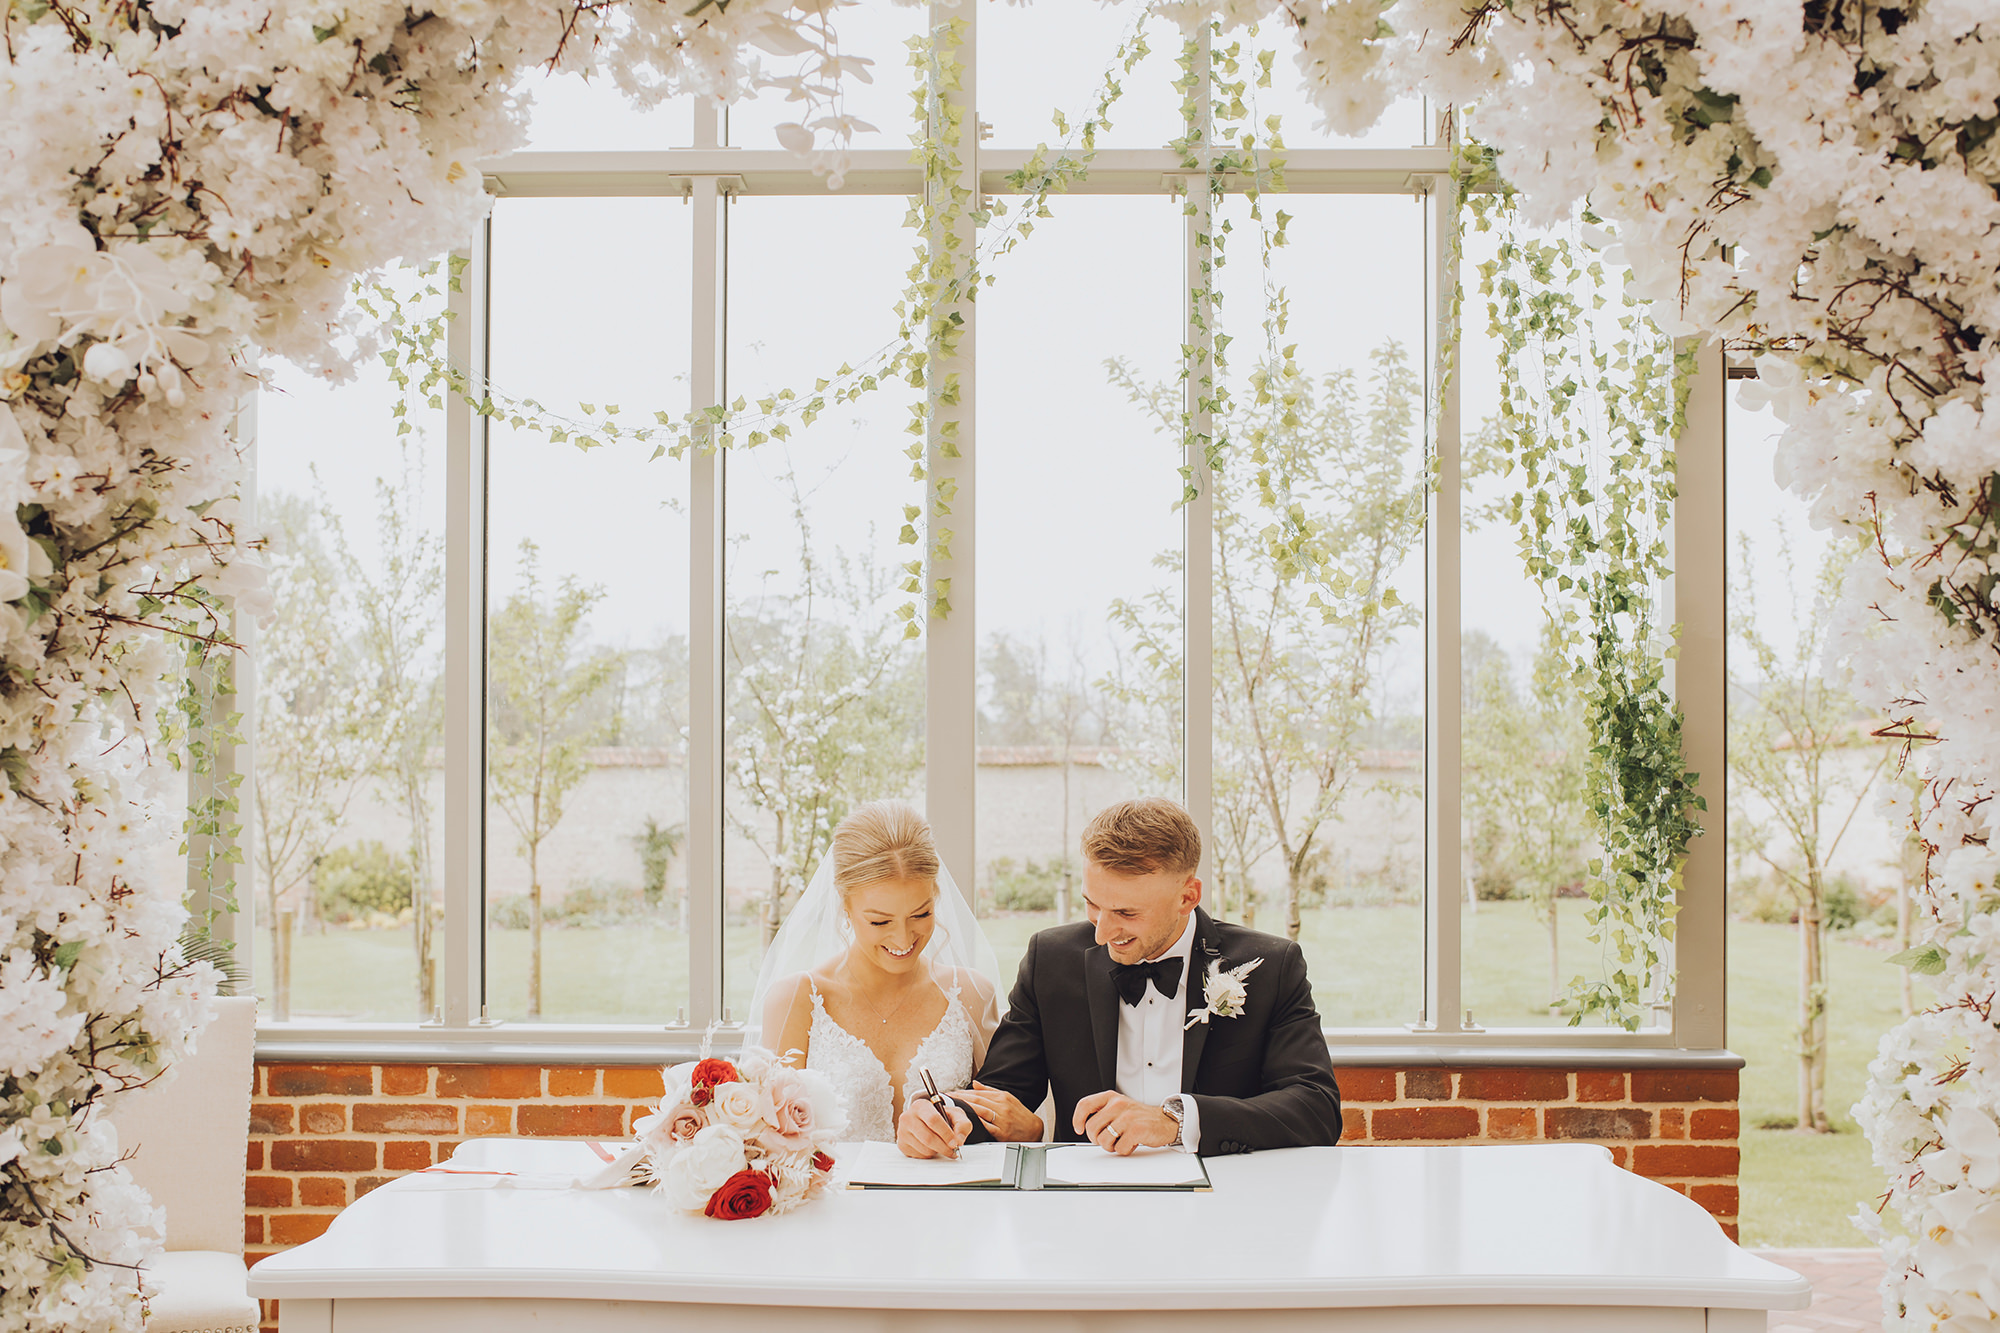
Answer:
[277,1297,332,1333]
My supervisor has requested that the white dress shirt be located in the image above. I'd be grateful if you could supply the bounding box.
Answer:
[1113,913,1201,1153]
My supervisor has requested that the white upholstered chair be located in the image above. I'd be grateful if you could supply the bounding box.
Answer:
[114,995,261,1333]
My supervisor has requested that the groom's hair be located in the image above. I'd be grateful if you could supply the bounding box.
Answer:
[1081,798,1201,877]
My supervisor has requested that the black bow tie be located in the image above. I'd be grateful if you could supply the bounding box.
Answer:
[1113,957,1184,1006]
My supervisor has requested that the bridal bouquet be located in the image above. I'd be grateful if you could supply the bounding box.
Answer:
[633,1045,847,1220]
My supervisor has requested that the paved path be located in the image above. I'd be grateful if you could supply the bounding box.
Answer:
[1752,1249,1887,1332]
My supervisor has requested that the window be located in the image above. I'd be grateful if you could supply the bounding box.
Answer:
[483,196,692,1025]
[250,280,446,1023]
[243,8,1725,1054]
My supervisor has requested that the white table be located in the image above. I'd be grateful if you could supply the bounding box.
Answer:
[248,1139,1810,1332]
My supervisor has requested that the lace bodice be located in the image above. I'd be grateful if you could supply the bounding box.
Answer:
[806,983,976,1143]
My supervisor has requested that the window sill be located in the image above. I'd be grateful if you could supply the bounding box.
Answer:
[252,1022,1742,1070]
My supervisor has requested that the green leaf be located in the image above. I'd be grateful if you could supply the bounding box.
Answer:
[1886,945,1947,976]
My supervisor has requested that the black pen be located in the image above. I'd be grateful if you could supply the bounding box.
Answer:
[918,1067,958,1159]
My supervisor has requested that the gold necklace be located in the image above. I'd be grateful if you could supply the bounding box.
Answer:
[847,964,925,1027]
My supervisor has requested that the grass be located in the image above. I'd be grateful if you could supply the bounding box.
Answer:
[258,899,1917,1246]
[1728,916,1926,1248]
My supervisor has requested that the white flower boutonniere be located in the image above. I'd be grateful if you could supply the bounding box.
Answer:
[1185,957,1264,1030]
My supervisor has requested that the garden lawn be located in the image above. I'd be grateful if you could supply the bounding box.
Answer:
[1729,916,1927,1248]
[261,901,1912,1245]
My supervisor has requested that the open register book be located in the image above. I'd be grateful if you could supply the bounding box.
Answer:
[843,1141,1211,1191]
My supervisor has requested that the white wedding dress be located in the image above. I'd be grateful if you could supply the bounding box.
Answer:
[741,853,1002,1143]
[803,980,978,1142]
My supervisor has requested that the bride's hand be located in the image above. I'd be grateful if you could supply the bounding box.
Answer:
[959,1081,1042,1142]
[897,1096,972,1160]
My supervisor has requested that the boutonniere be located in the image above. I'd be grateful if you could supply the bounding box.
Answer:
[1185,957,1263,1029]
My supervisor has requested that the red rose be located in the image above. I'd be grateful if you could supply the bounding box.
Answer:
[689,1084,713,1107]
[704,1169,774,1221]
[812,1150,835,1174]
[690,1057,740,1090]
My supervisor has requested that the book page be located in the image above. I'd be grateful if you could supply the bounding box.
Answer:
[842,1139,1009,1187]
[1041,1145,1207,1187]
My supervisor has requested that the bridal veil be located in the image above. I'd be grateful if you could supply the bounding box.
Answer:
[742,857,1003,1066]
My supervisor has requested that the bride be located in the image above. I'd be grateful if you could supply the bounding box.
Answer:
[745,801,1002,1143]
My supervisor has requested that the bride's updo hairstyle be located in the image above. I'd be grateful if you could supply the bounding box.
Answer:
[829,801,940,901]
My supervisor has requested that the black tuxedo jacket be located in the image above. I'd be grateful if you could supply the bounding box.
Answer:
[961,908,1343,1155]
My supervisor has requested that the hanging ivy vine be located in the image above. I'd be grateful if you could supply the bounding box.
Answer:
[361,12,1154,636]
[1462,149,1702,1031]
[1168,23,1298,508]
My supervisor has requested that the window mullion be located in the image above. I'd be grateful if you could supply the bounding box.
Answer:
[1667,339,1728,1046]
[686,98,727,1028]
[195,396,255,983]
[441,220,492,1029]
[1182,26,1216,888]
[923,0,978,891]
[1420,113,1467,1036]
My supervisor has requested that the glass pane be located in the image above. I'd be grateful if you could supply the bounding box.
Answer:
[484,197,692,1023]
[1457,208,1676,1029]
[727,5,923,151]
[519,67,692,151]
[723,195,926,1022]
[976,196,1183,989]
[1210,194,1429,1029]
[252,280,447,1022]
[979,3,1185,151]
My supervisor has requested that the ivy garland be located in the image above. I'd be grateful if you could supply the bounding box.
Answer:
[362,13,1154,633]
[1463,155,1702,1032]
[1169,24,1297,509]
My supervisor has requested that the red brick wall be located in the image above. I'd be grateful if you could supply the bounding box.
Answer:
[1333,1066,1740,1230]
[245,1060,1738,1332]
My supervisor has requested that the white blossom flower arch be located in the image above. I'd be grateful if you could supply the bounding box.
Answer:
[1,0,1994,1328]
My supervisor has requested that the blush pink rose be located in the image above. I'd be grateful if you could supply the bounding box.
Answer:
[760,1067,834,1152]
[635,1098,709,1163]
[664,1099,707,1144]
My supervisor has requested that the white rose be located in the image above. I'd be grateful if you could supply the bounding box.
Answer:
[733,1045,775,1084]
[659,1125,747,1212]
[707,1081,773,1134]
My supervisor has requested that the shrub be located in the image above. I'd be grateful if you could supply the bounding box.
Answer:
[986,856,1064,912]
[631,817,683,908]
[488,880,655,931]
[1467,815,1520,901]
[1824,876,1864,932]
[315,842,414,925]
[1730,872,1796,924]
[558,881,653,927]
[489,894,532,931]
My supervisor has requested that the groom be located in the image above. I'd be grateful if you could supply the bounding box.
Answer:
[898,797,1342,1158]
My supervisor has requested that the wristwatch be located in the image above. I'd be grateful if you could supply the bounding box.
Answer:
[1162,1094,1186,1148]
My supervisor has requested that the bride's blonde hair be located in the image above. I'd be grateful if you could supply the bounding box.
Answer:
[829,801,939,901]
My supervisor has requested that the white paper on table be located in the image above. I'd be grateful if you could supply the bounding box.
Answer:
[392,1138,640,1191]
[1040,1145,1207,1187]
[842,1139,1009,1186]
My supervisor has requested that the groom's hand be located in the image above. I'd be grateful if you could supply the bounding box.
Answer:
[897,1096,972,1160]
[958,1082,1043,1142]
[1074,1092,1178,1156]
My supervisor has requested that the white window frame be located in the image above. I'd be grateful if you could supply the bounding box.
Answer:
[244,3,1730,1064]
